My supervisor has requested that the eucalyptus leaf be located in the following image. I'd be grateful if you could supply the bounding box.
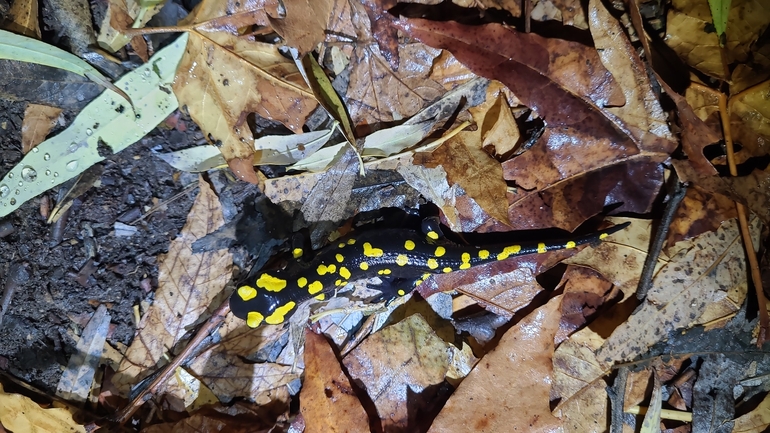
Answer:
[0,33,189,217]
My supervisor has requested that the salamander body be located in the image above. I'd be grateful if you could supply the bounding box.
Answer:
[230,222,629,328]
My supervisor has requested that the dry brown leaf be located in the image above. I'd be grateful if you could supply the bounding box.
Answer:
[665,184,737,244]
[556,266,613,342]
[4,0,40,37]
[300,330,370,433]
[97,0,154,59]
[589,0,673,148]
[664,0,770,79]
[21,104,61,153]
[479,93,521,156]
[733,391,770,432]
[550,329,609,432]
[173,0,318,182]
[731,80,770,156]
[343,314,453,431]
[326,0,445,127]
[0,384,86,433]
[113,178,233,395]
[596,217,761,367]
[428,296,563,432]
[565,217,658,302]
[269,0,335,56]
[674,160,770,226]
[413,129,510,226]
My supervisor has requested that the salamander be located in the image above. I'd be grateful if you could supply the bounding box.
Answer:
[229,221,630,328]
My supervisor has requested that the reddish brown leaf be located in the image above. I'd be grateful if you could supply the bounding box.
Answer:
[300,330,370,433]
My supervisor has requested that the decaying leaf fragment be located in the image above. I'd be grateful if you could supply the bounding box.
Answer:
[113,178,233,397]
[597,217,761,367]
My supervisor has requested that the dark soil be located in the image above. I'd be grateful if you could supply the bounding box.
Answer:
[0,97,202,393]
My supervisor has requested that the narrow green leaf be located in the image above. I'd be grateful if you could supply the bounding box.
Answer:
[708,0,731,43]
[301,54,356,144]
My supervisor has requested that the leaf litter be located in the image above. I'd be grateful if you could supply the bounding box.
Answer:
[1,0,770,431]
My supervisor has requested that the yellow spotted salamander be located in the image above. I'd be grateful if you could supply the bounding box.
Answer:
[229,222,630,328]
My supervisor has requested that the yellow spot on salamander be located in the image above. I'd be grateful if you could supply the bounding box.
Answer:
[427,258,439,269]
[404,240,416,250]
[317,264,337,275]
[396,254,408,266]
[397,289,406,296]
[339,266,351,279]
[497,245,522,261]
[308,281,323,294]
[566,241,576,249]
[297,277,308,288]
[378,269,392,275]
[292,248,303,258]
[256,274,287,292]
[247,311,264,328]
[599,233,609,240]
[537,243,547,253]
[434,246,446,257]
[461,252,471,263]
[427,231,439,240]
[415,280,423,286]
[347,239,356,245]
[360,262,369,271]
[459,263,471,270]
[479,249,490,259]
[338,242,346,248]
[335,280,342,286]
[363,242,383,258]
[265,301,296,325]
[315,294,325,301]
[442,267,452,273]
[335,253,344,263]
[237,285,257,301]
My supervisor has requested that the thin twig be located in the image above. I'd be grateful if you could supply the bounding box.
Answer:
[636,172,687,300]
[111,300,231,425]
[718,92,769,346]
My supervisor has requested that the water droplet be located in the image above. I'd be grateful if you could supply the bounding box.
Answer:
[8,173,13,179]
[10,198,16,205]
[14,189,19,195]
[43,153,51,161]
[32,147,39,153]
[17,181,22,187]
[53,172,59,177]
[69,142,78,153]
[45,170,51,176]
[66,160,79,171]
[86,128,93,136]
[0,184,9,198]
[143,69,150,77]
[21,166,37,182]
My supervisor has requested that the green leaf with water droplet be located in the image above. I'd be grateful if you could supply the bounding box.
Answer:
[0,33,189,218]
[708,0,731,44]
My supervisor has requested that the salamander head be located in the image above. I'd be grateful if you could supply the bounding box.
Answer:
[230,270,297,328]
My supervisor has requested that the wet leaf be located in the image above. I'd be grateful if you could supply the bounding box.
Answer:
[428,296,563,432]
[343,314,459,431]
[0,33,187,218]
[596,217,761,367]
[300,330,370,432]
[113,177,233,395]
